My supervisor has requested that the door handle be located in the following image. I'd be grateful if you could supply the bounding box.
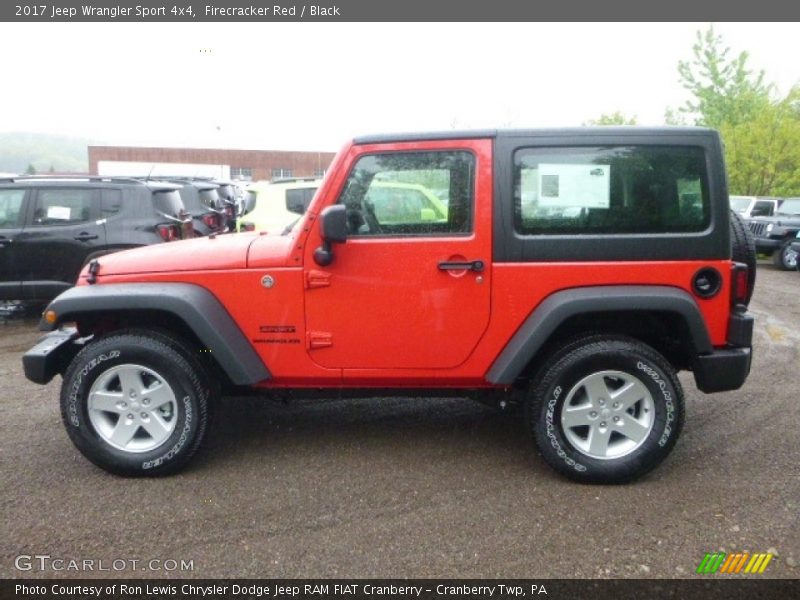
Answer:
[438,259,485,273]
[74,233,99,242]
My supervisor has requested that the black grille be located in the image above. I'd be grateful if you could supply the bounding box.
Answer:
[749,221,768,237]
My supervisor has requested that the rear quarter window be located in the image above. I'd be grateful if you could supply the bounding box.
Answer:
[152,190,185,218]
[199,189,221,209]
[514,145,710,235]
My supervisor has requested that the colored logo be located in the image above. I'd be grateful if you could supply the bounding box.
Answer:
[696,552,774,574]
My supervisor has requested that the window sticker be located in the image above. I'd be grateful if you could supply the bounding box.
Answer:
[538,164,610,209]
[46,205,72,220]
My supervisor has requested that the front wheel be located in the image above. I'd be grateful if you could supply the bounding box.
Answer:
[529,335,684,484]
[773,240,798,271]
[60,330,213,476]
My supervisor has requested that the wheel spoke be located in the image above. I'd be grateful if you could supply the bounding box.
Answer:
[587,425,612,457]
[118,367,144,396]
[91,390,125,413]
[611,380,648,410]
[109,418,139,448]
[583,375,610,405]
[140,414,170,443]
[614,416,650,444]
[562,404,594,428]
[144,383,174,409]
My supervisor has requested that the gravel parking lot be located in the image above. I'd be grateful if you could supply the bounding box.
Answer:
[1,261,798,579]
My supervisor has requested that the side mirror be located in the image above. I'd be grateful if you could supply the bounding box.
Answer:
[314,205,347,266]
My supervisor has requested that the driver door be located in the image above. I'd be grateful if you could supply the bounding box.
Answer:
[303,140,493,371]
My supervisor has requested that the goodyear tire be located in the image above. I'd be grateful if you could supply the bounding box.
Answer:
[729,210,757,304]
[772,239,799,271]
[60,330,212,476]
[529,335,684,484]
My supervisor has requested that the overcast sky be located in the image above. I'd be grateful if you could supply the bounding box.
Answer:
[1,22,797,152]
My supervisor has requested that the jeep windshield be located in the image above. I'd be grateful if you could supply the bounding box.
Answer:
[730,196,752,212]
[776,198,800,216]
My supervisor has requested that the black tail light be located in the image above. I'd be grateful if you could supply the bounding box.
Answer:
[156,224,179,242]
[731,263,749,308]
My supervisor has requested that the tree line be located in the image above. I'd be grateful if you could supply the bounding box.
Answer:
[589,27,799,198]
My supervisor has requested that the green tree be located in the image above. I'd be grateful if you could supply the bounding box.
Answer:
[674,26,800,196]
[720,90,800,196]
[586,111,637,126]
[25,163,36,175]
[677,26,771,128]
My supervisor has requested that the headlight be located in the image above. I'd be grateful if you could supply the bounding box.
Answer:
[766,223,774,233]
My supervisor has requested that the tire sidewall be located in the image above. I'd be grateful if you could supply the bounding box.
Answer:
[61,335,206,475]
[534,341,682,482]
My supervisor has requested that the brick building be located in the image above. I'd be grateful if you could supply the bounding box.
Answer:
[88,146,337,181]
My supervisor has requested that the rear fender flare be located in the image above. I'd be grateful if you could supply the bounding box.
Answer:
[486,285,712,385]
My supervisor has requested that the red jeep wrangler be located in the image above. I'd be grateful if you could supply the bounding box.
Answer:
[23,128,755,483]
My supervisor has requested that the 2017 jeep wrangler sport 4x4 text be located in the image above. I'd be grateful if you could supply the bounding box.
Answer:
[23,128,755,483]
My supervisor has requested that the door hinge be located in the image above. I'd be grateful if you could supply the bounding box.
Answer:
[305,269,331,289]
[307,331,333,349]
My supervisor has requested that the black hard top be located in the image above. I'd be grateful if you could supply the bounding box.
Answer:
[353,126,717,145]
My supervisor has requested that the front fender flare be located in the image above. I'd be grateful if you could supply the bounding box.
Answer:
[40,283,270,386]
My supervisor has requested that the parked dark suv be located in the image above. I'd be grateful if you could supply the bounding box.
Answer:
[0,176,193,301]
[147,178,227,236]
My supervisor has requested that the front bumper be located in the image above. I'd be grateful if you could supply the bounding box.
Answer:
[693,311,754,393]
[753,237,782,252]
[22,328,80,385]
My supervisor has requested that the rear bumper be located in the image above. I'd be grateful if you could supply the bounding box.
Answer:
[693,312,754,393]
[22,328,80,385]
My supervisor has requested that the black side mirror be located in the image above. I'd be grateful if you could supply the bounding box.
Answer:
[314,205,347,266]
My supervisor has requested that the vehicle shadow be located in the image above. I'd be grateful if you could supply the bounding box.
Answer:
[195,394,536,472]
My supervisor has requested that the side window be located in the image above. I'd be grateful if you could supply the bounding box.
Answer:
[0,189,25,227]
[337,151,474,236]
[33,189,94,226]
[286,187,318,214]
[101,190,123,216]
[514,146,710,235]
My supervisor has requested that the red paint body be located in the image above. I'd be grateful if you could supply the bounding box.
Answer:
[82,138,735,388]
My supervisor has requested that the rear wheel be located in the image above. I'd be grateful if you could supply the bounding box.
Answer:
[528,335,684,484]
[60,330,213,476]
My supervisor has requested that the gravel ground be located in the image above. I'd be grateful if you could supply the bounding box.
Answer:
[1,261,798,579]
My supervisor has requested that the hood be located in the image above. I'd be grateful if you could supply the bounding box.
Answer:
[86,233,258,278]
[246,232,300,268]
[751,214,800,227]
